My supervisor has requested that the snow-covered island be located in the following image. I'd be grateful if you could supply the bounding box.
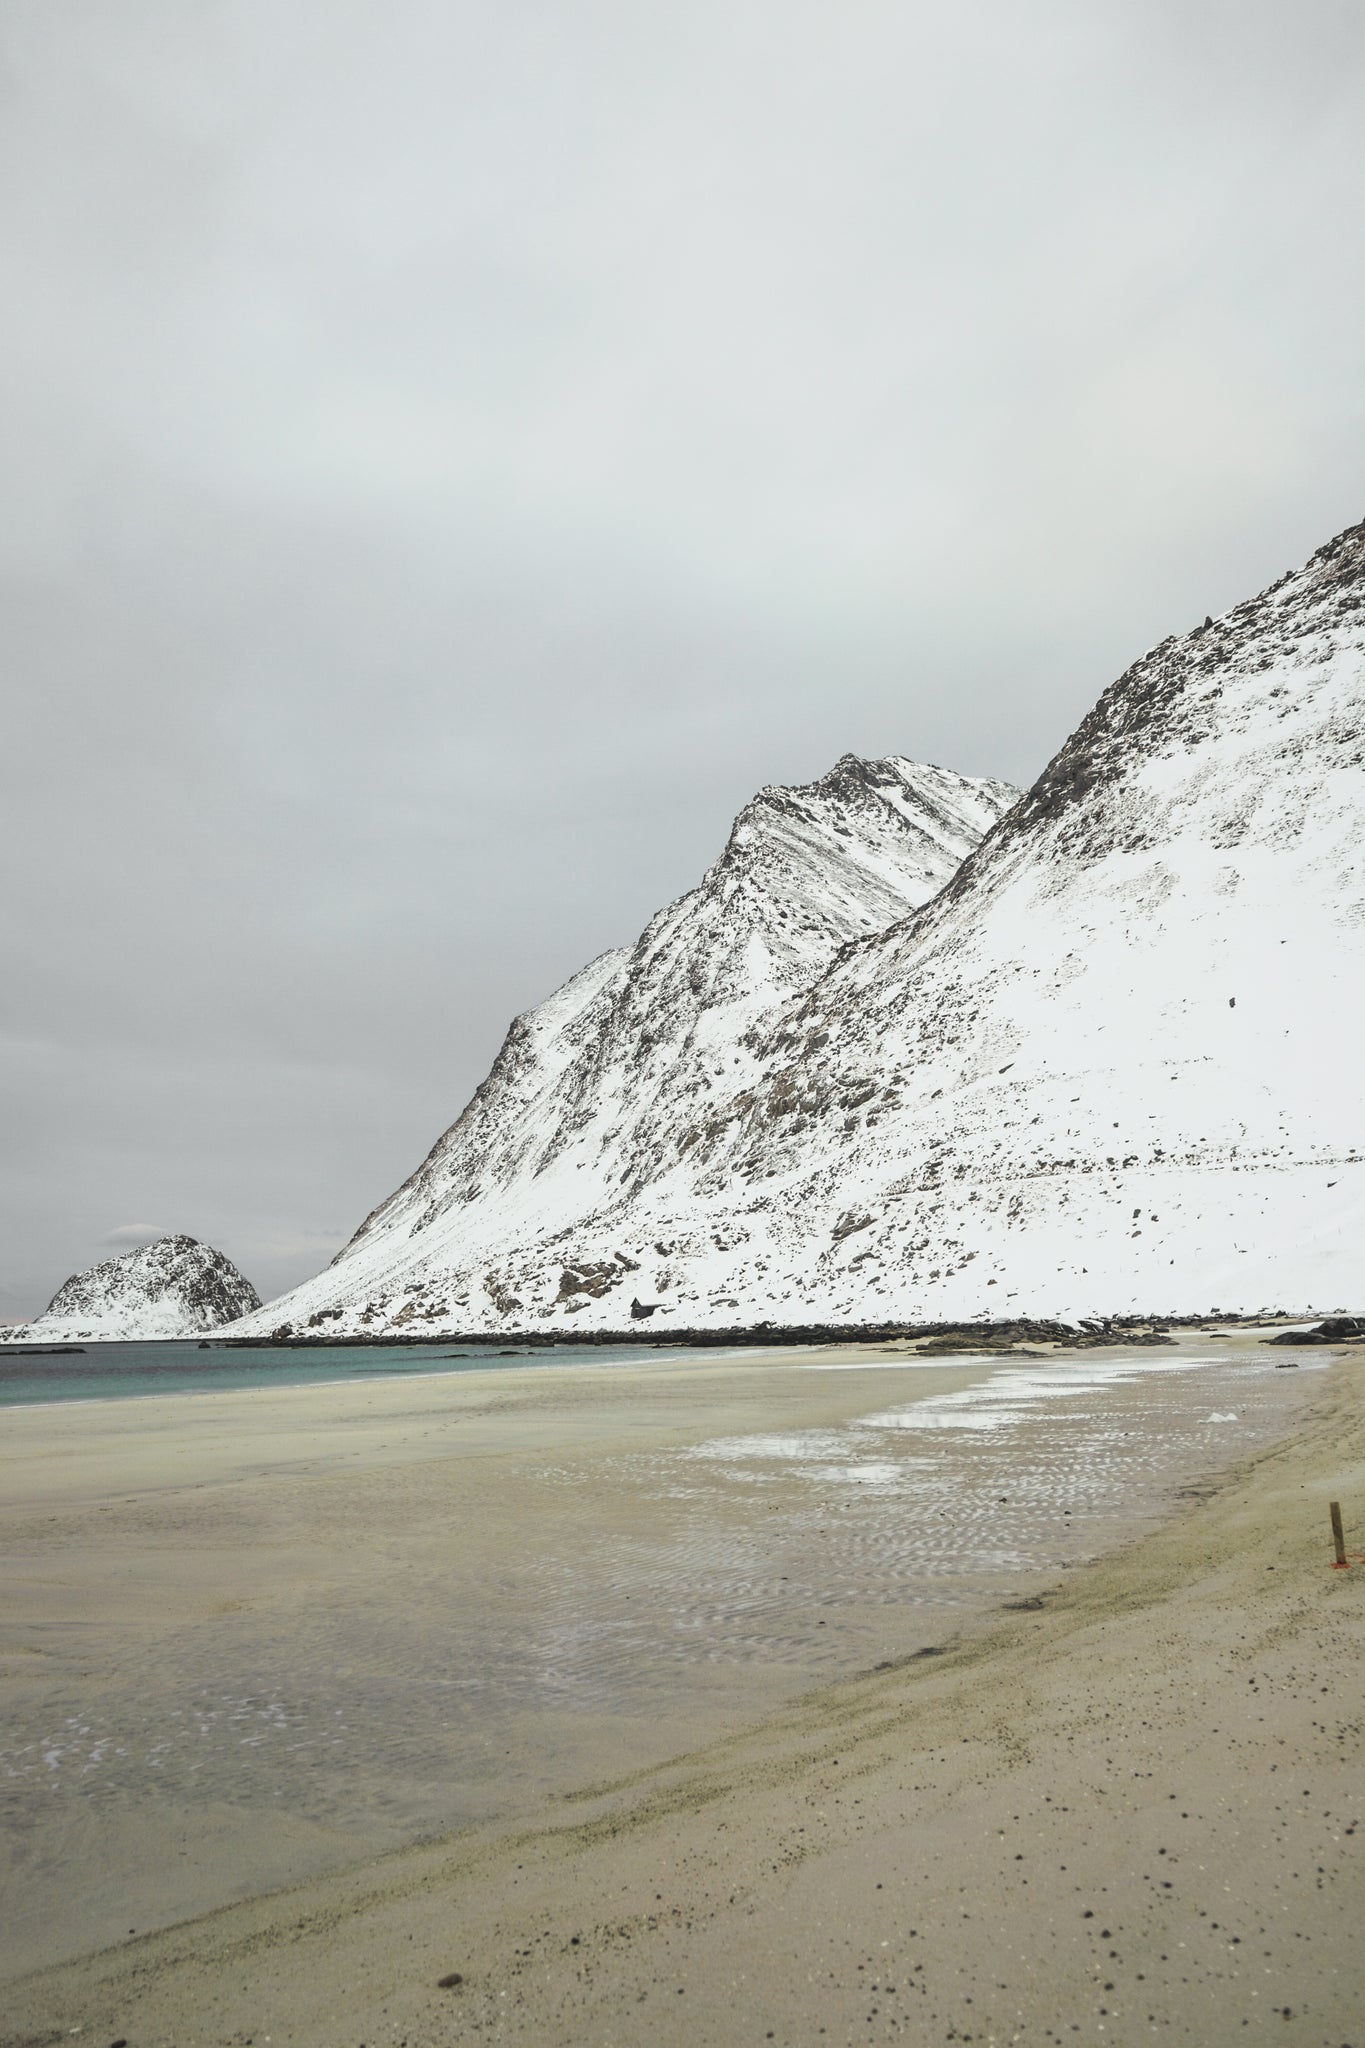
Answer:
[4,1235,261,1344]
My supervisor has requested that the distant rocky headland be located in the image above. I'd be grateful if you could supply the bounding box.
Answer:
[3,1235,260,1344]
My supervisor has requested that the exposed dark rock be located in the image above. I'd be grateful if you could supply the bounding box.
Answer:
[1265,1316,1365,1346]
[558,1262,626,1301]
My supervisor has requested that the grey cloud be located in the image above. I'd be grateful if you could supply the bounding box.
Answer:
[3,0,1365,1315]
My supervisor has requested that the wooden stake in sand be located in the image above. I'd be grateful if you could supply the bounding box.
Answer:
[1329,1500,1349,1569]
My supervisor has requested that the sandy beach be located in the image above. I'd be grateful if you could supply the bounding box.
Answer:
[2,1337,1360,2045]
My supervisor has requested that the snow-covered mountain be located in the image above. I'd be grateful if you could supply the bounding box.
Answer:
[233,517,1365,1336]
[227,757,1017,1335]
[4,1235,261,1342]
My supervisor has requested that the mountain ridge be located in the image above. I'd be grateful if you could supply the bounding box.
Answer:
[229,518,1365,1338]
[228,754,1018,1334]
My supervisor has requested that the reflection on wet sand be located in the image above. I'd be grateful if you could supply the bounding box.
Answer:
[0,1338,1322,1976]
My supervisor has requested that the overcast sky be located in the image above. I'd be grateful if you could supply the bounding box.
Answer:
[3,0,1364,1318]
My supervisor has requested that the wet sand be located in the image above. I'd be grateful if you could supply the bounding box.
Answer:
[2,1336,1358,2045]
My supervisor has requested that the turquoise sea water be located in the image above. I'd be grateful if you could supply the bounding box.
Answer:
[0,1338,676,1408]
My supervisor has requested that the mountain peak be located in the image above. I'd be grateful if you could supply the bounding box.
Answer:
[225,754,1017,1335]
[4,1235,261,1343]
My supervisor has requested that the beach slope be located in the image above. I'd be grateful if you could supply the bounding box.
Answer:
[4,1355,1361,2047]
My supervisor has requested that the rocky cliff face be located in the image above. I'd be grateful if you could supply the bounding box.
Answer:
[231,519,1365,1335]
[226,757,1017,1335]
[5,1235,262,1342]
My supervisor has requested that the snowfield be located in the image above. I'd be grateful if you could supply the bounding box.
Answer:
[221,520,1365,1336]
